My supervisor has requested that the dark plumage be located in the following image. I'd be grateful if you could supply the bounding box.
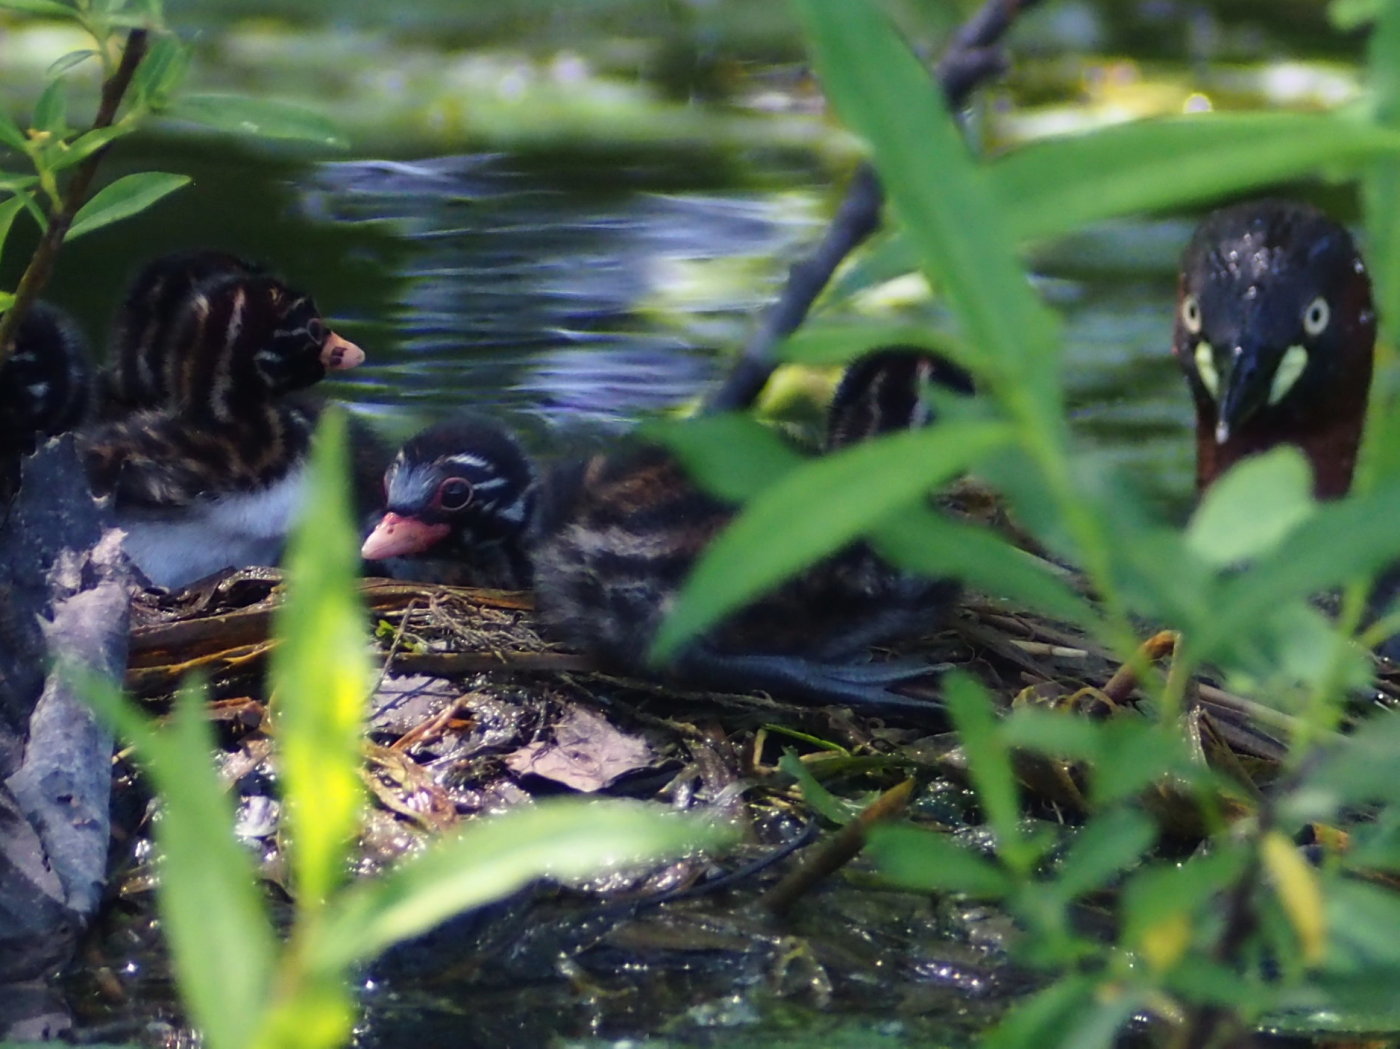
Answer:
[0,302,93,500]
[99,249,261,418]
[78,264,366,588]
[366,348,973,707]
[1173,200,1375,499]
[361,415,536,588]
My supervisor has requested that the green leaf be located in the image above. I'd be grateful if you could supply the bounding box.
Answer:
[870,506,1098,627]
[994,113,1400,246]
[651,419,1011,660]
[81,677,276,1049]
[945,673,1035,874]
[172,94,347,147]
[1090,720,1192,806]
[0,195,28,256]
[0,111,28,151]
[46,48,96,78]
[652,414,804,503]
[316,801,733,971]
[31,78,67,137]
[132,34,189,109]
[983,976,1100,1049]
[67,171,189,239]
[1364,0,1400,381]
[867,824,1013,896]
[792,0,1062,411]
[1196,480,1400,662]
[0,291,15,312]
[777,751,858,824]
[1331,0,1380,29]
[1052,808,1157,902]
[269,410,371,908]
[1185,447,1316,567]
[1000,706,1104,763]
[0,0,76,16]
[778,323,970,368]
[1285,708,1400,817]
[48,124,134,172]
[1122,847,1249,965]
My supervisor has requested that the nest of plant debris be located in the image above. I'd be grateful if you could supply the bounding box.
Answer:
[121,565,1375,855]
[88,565,1400,1040]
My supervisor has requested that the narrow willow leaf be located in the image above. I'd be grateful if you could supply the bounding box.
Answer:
[67,171,189,239]
[1122,847,1249,967]
[173,94,347,147]
[1363,0,1400,458]
[1262,830,1327,965]
[1053,808,1157,902]
[256,978,355,1049]
[1285,709,1400,818]
[46,48,96,78]
[1090,720,1191,807]
[982,974,1099,1049]
[1000,706,1104,763]
[651,419,1011,660]
[1331,0,1380,29]
[317,801,733,971]
[792,0,1062,410]
[0,195,27,256]
[1321,877,1400,971]
[0,0,76,15]
[1197,481,1400,662]
[0,110,27,150]
[49,124,133,171]
[870,505,1097,627]
[995,114,1400,246]
[269,410,371,908]
[778,323,970,368]
[132,34,189,108]
[1186,447,1316,567]
[778,751,856,824]
[651,414,804,503]
[867,824,1013,896]
[32,77,67,137]
[945,673,1033,874]
[82,677,276,1049]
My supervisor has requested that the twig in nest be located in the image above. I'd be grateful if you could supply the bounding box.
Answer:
[761,776,915,918]
[704,0,1044,412]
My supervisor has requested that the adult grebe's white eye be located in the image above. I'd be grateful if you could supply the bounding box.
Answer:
[1181,294,1202,335]
[1303,296,1330,336]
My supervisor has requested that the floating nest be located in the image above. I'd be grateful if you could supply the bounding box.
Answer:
[79,566,1400,1043]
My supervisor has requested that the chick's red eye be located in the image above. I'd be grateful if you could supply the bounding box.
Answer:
[436,477,473,511]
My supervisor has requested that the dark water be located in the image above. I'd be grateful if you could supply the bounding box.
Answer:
[3,136,1199,511]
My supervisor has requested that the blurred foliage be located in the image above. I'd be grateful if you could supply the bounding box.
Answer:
[651,0,1400,1045]
[84,412,732,1049]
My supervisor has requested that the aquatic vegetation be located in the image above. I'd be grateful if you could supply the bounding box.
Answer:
[656,0,1400,1045]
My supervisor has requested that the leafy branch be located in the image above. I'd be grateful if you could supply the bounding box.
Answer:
[0,26,149,365]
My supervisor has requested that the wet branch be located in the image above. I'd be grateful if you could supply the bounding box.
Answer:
[0,29,149,368]
[703,0,1044,413]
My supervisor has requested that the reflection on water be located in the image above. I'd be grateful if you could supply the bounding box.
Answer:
[297,154,822,452]
[5,143,1200,510]
[292,153,1197,507]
